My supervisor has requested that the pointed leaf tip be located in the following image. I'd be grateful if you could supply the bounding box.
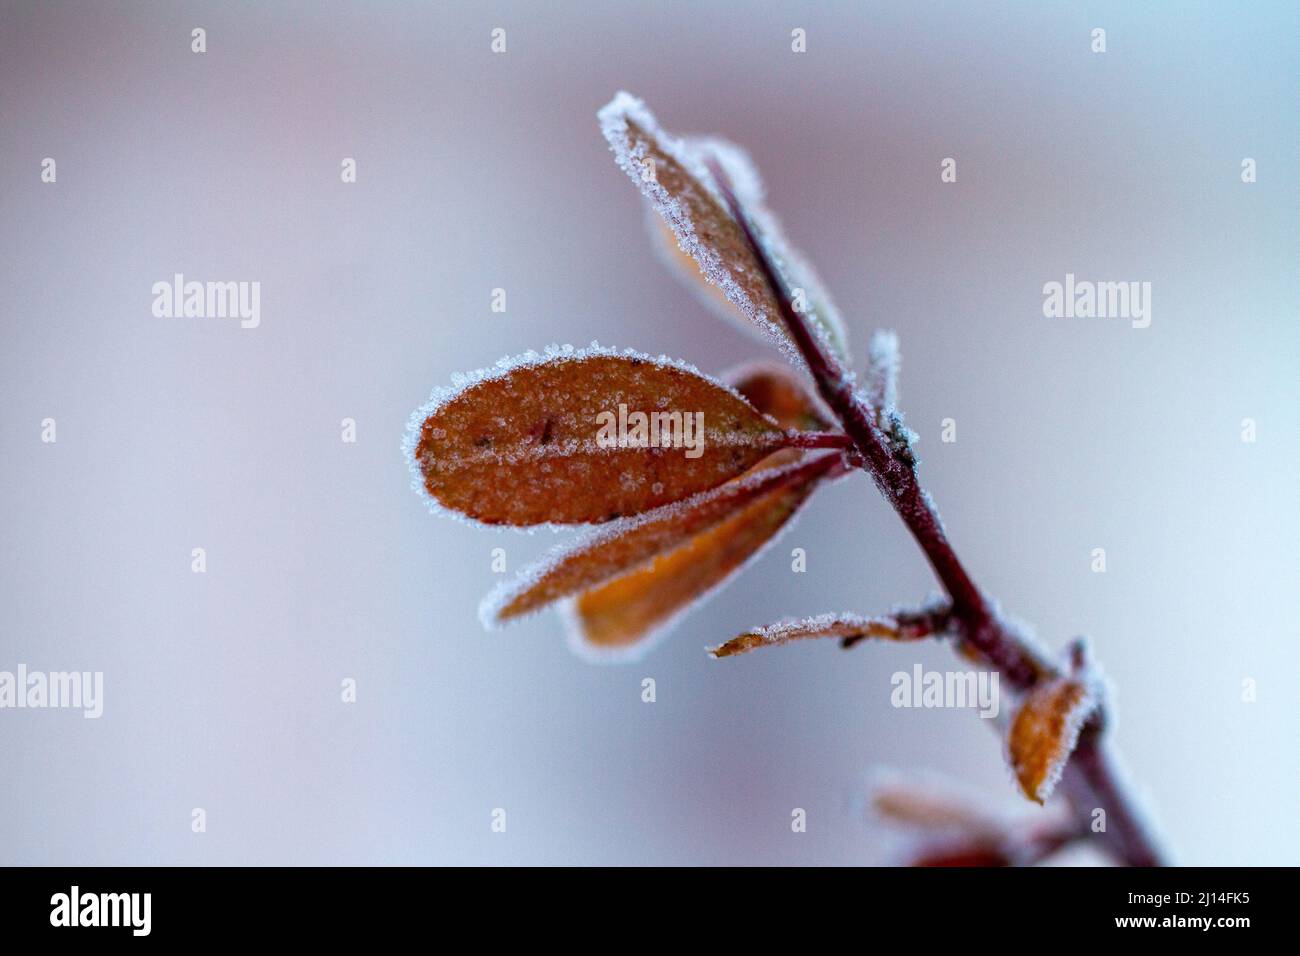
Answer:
[711,607,950,658]
[598,93,849,364]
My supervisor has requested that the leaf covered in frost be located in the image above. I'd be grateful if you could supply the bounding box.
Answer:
[565,461,830,659]
[482,452,842,624]
[710,610,943,658]
[599,91,848,364]
[406,346,792,526]
[1008,676,1099,804]
[866,329,900,415]
[648,214,737,317]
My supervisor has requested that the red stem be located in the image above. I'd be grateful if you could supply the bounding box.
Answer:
[707,157,1164,867]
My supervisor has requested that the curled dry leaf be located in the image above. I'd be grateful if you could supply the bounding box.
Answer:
[711,606,950,658]
[599,91,848,364]
[1008,676,1099,804]
[566,461,831,657]
[482,453,843,625]
[406,347,794,526]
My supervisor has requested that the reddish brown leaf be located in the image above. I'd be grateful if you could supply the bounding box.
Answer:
[406,348,793,526]
[726,362,830,431]
[599,92,848,362]
[482,453,843,624]
[1008,677,1099,804]
[566,466,825,657]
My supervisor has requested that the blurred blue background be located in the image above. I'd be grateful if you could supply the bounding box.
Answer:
[1,0,1296,864]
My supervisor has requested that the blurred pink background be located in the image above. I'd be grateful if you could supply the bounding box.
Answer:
[2,1,1297,864]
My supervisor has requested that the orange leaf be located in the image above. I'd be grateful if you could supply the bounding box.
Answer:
[726,362,830,431]
[483,452,842,625]
[710,610,943,658]
[1008,677,1099,804]
[405,347,791,526]
[565,463,827,659]
[599,92,848,363]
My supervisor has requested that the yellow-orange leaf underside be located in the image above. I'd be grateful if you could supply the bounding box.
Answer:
[1008,677,1098,803]
[568,470,821,653]
[489,453,839,623]
[411,354,787,526]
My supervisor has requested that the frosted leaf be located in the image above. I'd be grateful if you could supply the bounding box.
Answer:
[645,211,738,323]
[709,605,950,658]
[562,460,831,662]
[404,344,792,527]
[843,598,955,649]
[1008,676,1100,804]
[599,92,849,366]
[480,452,843,626]
[866,329,900,415]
